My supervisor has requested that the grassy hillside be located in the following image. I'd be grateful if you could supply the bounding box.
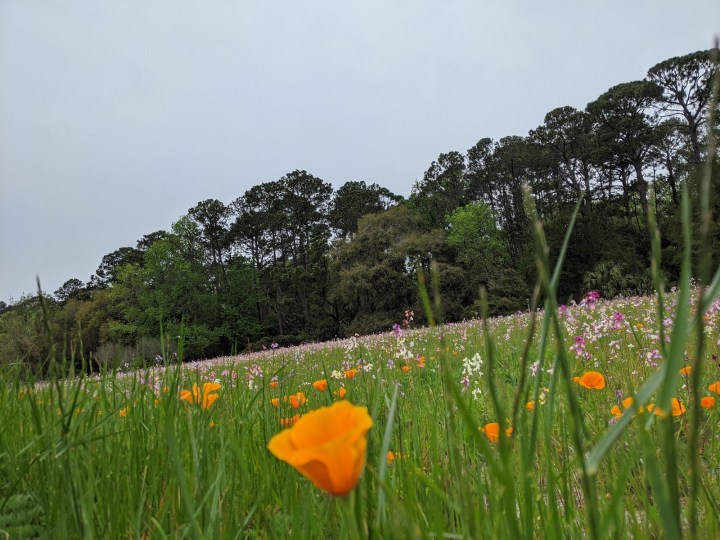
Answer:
[2,287,720,538]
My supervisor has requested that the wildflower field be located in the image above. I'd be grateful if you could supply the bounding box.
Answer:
[2,283,720,538]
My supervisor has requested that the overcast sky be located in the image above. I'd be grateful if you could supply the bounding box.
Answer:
[1,1,718,304]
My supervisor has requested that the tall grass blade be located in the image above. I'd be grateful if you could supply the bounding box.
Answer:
[375,384,399,530]
[688,41,719,537]
[523,186,599,539]
[638,426,681,538]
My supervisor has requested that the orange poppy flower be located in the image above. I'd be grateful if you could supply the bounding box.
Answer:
[334,387,347,399]
[578,371,605,390]
[289,392,307,409]
[481,423,513,444]
[271,398,280,408]
[670,398,686,416]
[270,380,279,389]
[344,369,358,379]
[709,381,720,395]
[312,379,328,392]
[679,365,692,376]
[119,407,129,417]
[401,365,410,372]
[179,382,221,410]
[700,396,716,409]
[386,451,395,465]
[268,400,373,496]
[526,401,535,411]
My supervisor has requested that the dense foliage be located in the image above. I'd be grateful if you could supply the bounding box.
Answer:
[1,49,718,370]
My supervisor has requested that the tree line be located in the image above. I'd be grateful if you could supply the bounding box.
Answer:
[1,49,718,372]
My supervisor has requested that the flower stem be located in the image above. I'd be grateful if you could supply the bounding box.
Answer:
[338,492,362,540]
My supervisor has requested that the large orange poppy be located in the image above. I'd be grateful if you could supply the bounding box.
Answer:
[268,400,373,496]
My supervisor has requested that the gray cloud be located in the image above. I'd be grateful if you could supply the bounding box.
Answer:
[1,0,718,302]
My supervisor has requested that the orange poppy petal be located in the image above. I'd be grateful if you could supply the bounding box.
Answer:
[289,401,370,449]
[203,392,219,410]
[268,428,298,460]
[296,459,335,494]
[293,439,363,496]
[203,382,222,393]
[670,398,686,416]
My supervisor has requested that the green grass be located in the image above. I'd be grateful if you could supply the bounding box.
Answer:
[2,277,720,538]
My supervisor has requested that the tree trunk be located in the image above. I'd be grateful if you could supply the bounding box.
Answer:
[633,162,650,230]
[665,156,678,206]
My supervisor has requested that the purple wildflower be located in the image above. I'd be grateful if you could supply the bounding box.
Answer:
[612,312,625,330]
[570,335,590,359]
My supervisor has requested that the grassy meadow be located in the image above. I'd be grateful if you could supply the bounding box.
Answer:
[2,282,720,538]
